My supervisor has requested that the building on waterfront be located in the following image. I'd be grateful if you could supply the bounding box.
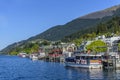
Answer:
[38,47,46,59]
[61,43,77,57]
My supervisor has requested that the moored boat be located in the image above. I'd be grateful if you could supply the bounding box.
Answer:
[29,54,38,60]
[18,53,27,58]
[65,53,103,69]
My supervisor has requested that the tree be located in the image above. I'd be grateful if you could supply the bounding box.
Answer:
[40,40,50,46]
[86,40,107,54]
[118,43,120,52]
[31,44,39,53]
[10,51,18,55]
[73,38,83,46]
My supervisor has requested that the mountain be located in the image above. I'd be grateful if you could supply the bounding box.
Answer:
[28,19,101,41]
[62,16,120,42]
[2,4,120,53]
[28,5,120,41]
[81,5,120,19]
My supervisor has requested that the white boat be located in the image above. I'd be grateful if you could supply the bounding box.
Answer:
[18,53,27,58]
[65,54,103,69]
[29,54,38,60]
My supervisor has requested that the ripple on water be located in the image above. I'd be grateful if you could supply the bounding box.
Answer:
[0,56,119,80]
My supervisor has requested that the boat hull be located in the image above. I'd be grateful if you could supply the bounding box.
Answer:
[65,62,102,69]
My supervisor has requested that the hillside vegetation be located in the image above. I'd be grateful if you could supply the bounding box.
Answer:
[4,16,120,55]
[66,16,120,46]
[2,5,120,54]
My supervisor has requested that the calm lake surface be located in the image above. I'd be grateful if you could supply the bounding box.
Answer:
[0,55,120,80]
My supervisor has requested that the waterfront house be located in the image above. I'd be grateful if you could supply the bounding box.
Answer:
[47,48,63,62]
[38,47,46,59]
[61,43,77,57]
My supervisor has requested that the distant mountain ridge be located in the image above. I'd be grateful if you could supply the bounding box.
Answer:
[81,5,120,19]
[29,18,101,41]
[2,4,120,53]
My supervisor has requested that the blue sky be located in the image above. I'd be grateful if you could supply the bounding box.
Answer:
[0,0,120,50]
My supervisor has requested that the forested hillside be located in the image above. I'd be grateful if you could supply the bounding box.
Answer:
[2,5,120,54]
[65,16,120,46]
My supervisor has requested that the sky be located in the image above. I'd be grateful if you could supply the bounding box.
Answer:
[0,0,120,50]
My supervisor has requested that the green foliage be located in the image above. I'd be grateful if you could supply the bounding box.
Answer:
[96,16,120,35]
[63,16,120,42]
[10,51,18,55]
[118,43,120,51]
[86,40,107,54]
[73,38,83,46]
[8,40,51,55]
[40,40,50,46]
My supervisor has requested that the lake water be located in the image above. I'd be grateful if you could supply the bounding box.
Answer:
[0,55,120,80]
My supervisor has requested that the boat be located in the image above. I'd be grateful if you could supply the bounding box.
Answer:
[18,53,27,58]
[65,53,103,69]
[29,54,38,60]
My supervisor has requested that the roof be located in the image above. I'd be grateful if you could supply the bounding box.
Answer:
[113,40,120,43]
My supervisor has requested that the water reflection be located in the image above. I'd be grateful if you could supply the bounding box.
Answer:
[116,69,120,79]
[89,69,103,79]
[65,67,120,80]
[65,67,103,80]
